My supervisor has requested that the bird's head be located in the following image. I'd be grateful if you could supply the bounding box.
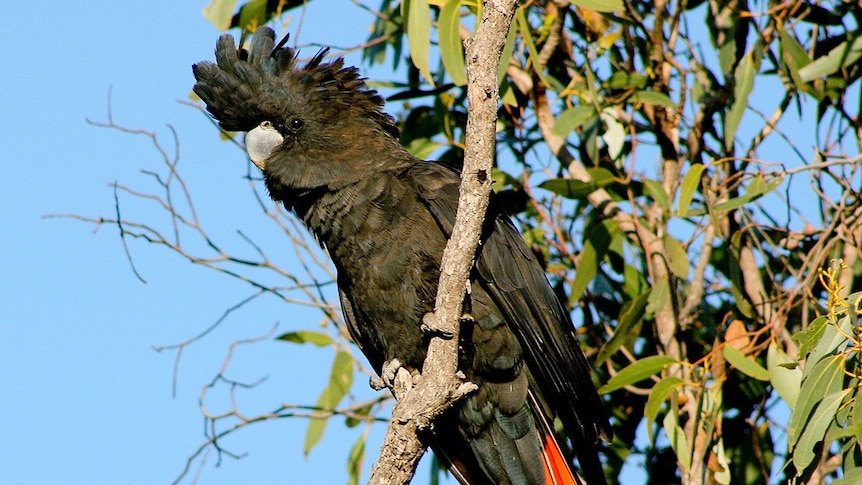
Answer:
[192,27,403,189]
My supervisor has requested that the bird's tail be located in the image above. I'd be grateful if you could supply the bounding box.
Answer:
[541,433,580,485]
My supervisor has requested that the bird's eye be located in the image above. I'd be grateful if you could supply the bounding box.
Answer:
[288,117,304,131]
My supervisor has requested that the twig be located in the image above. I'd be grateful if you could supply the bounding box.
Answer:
[113,182,148,283]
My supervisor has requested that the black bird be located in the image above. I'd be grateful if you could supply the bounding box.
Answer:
[193,27,611,485]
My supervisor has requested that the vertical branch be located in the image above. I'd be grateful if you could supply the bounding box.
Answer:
[367,1,519,484]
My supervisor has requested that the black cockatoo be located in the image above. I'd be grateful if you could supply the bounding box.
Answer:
[193,27,611,485]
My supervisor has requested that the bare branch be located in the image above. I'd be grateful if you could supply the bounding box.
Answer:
[367,1,519,483]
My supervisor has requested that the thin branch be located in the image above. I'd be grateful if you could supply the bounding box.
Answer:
[112,182,148,283]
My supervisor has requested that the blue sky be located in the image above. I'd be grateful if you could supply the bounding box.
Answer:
[0,2,427,484]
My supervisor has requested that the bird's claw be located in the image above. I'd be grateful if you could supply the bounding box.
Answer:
[420,311,473,340]
[370,358,403,391]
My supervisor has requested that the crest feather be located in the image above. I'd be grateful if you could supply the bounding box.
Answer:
[192,27,398,138]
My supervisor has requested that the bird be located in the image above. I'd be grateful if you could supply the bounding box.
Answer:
[193,27,611,485]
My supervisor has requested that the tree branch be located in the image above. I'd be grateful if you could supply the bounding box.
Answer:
[367,1,519,484]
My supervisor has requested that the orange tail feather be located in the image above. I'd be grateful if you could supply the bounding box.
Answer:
[542,434,577,485]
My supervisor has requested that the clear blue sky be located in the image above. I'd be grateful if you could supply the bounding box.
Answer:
[0,2,436,484]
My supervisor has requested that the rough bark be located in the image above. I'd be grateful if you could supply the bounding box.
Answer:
[366,1,519,484]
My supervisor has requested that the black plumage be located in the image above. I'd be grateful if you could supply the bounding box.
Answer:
[193,27,611,485]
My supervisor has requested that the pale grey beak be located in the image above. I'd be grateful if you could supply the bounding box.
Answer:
[245,122,283,170]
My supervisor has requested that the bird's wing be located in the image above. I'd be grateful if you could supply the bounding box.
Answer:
[409,160,610,484]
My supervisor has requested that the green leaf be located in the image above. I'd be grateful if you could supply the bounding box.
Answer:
[202,0,238,31]
[793,315,828,359]
[515,7,549,87]
[539,168,614,199]
[569,219,616,305]
[663,234,689,278]
[599,355,678,394]
[645,376,684,422]
[713,173,782,212]
[404,0,434,86]
[600,108,625,160]
[799,35,862,82]
[497,19,518,84]
[677,164,705,217]
[787,354,845,450]
[724,49,760,151]
[853,391,862,446]
[767,343,802,409]
[405,137,442,160]
[500,81,518,107]
[276,330,334,347]
[233,0,269,31]
[325,351,355,406]
[723,346,769,381]
[304,351,355,455]
[570,0,623,12]
[793,389,850,471]
[663,401,691,472]
[712,195,749,213]
[345,402,374,428]
[438,0,467,86]
[808,312,854,366]
[596,289,651,365]
[717,40,737,77]
[645,277,669,317]
[832,467,862,485]
[744,172,783,199]
[643,179,671,210]
[631,90,675,108]
[552,105,597,136]
[779,29,815,95]
[607,71,648,90]
[346,434,366,485]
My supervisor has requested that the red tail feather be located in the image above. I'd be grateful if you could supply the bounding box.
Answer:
[542,434,577,485]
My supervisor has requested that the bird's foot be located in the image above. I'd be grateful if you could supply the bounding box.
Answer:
[459,313,476,326]
[420,311,474,339]
[370,358,401,390]
[369,358,418,395]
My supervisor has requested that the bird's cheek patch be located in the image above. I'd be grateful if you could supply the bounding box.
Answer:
[245,123,284,170]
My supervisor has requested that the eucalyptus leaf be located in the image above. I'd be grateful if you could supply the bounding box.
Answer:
[631,90,675,108]
[677,164,705,217]
[596,289,651,365]
[439,0,467,86]
[787,354,845,450]
[404,0,434,86]
[553,105,597,136]
[600,355,677,394]
[277,330,335,347]
[203,0,238,31]
[571,0,623,12]
[799,35,862,82]
[725,50,760,151]
[723,345,769,381]
[767,343,802,408]
[663,403,691,471]
[793,389,850,471]
[645,376,684,422]
[304,351,355,455]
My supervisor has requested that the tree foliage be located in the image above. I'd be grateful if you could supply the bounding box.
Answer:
[77,0,861,484]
